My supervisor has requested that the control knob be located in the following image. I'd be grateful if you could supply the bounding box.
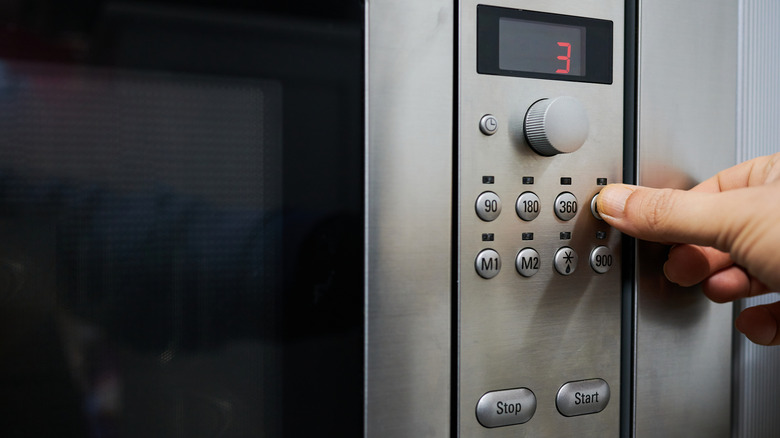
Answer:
[523,96,589,156]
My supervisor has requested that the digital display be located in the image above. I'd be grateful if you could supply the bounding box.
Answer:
[498,18,586,76]
[478,6,613,84]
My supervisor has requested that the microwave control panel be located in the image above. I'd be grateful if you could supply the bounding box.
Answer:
[457,2,624,437]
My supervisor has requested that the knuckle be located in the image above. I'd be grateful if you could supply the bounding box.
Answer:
[642,188,678,232]
[765,152,780,183]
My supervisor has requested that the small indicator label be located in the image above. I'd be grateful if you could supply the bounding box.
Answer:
[522,232,534,241]
[522,176,534,185]
[560,232,572,240]
[483,176,495,184]
[597,178,608,186]
[482,233,495,242]
[561,177,572,185]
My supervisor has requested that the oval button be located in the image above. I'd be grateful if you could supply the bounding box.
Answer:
[556,379,610,417]
[476,388,536,428]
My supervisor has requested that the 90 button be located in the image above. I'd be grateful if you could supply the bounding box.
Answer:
[476,192,501,222]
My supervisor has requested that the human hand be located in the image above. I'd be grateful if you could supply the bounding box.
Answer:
[596,153,780,345]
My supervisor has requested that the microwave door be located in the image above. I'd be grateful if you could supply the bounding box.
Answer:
[0,2,365,436]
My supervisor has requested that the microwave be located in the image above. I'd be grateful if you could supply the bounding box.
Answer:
[0,0,775,437]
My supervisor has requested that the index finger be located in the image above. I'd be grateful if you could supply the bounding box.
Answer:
[595,183,751,250]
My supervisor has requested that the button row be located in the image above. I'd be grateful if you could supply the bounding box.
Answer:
[476,379,611,428]
[475,246,613,279]
[477,191,596,222]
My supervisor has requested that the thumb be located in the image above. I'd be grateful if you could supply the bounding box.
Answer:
[595,184,743,250]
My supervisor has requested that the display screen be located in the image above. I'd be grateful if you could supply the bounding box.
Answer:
[478,6,613,84]
[499,18,586,76]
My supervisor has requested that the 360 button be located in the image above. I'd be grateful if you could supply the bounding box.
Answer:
[476,388,536,428]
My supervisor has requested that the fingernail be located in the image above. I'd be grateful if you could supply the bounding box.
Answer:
[597,184,635,219]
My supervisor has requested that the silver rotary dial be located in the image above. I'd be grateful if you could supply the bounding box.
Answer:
[524,96,589,156]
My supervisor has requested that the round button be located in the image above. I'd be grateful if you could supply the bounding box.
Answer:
[524,96,589,156]
[479,114,498,136]
[475,249,501,279]
[554,247,578,276]
[516,248,541,277]
[554,192,578,221]
[475,192,502,222]
[515,192,541,221]
[590,193,603,220]
[590,246,614,274]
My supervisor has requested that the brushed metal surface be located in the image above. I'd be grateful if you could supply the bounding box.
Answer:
[634,0,737,436]
[734,1,780,436]
[458,1,624,437]
[365,0,454,437]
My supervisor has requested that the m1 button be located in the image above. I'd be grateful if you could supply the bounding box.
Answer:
[476,388,536,428]
[475,249,501,279]
[556,379,610,417]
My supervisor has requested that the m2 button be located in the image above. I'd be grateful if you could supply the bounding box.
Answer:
[556,379,610,417]
[476,388,536,428]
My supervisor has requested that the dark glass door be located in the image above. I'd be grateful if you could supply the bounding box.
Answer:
[0,1,364,436]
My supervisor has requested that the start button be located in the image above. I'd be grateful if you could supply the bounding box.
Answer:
[555,379,611,417]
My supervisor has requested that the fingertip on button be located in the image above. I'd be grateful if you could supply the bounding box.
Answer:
[590,193,603,221]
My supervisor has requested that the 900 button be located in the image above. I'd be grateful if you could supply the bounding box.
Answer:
[476,388,537,428]
[590,246,614,274]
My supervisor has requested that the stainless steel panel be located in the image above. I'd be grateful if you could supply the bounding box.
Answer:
[457,1,624,437]
[365,1,454,437]
[734,1,780,436]
[634,0,737,436]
